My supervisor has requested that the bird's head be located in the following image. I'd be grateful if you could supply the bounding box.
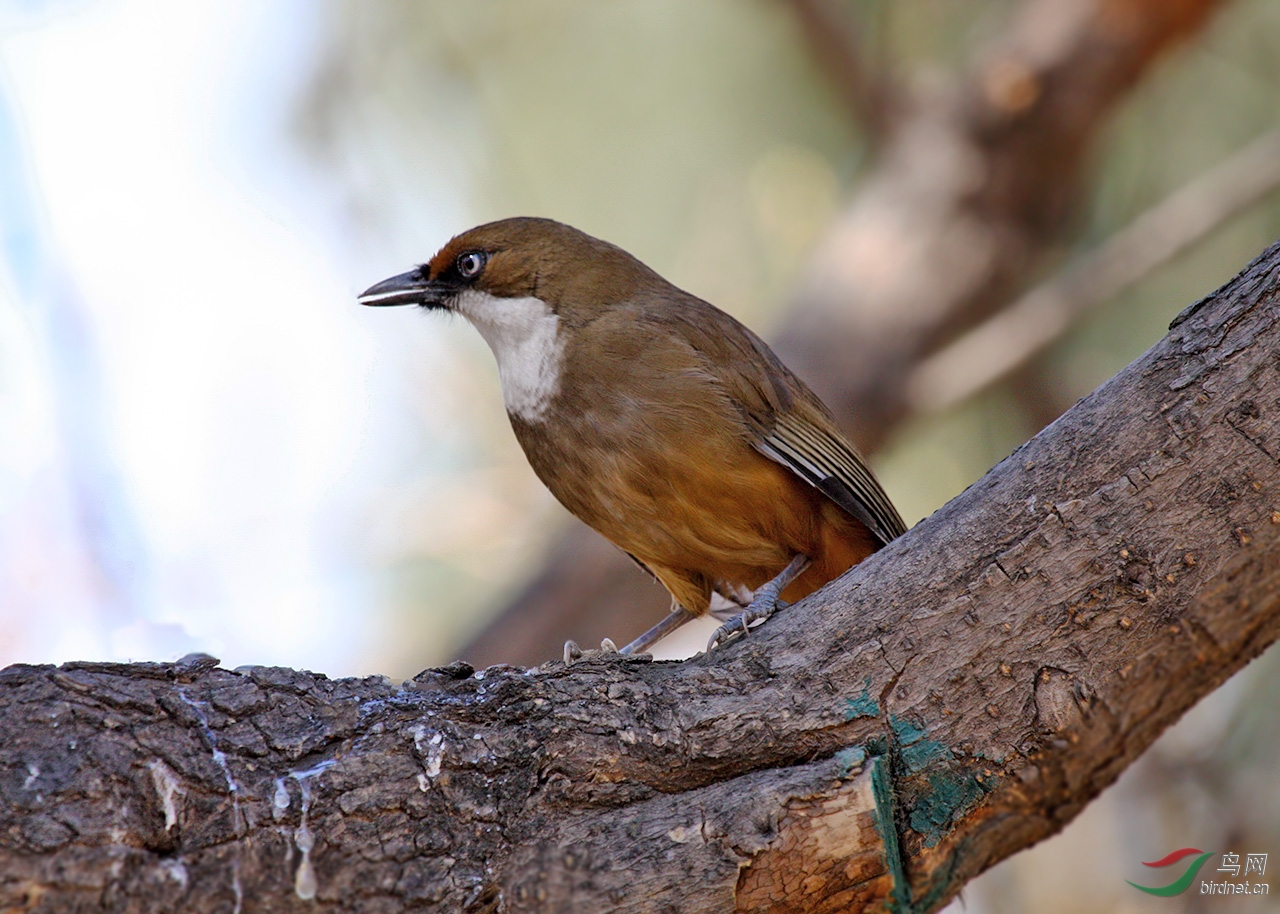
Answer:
[359,217,662,421]
[358,216,659,327]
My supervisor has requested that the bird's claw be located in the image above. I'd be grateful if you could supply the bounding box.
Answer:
[705,600,790,652]
[706,608,761,652]
[563,637,621,664]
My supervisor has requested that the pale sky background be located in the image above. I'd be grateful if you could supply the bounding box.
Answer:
[0,0,459,674]
[0,0,892,678]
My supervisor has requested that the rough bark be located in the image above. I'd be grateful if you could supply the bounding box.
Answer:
[461,0,1230,668]
[3,236,1279,911]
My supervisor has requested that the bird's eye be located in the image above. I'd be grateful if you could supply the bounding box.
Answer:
[456,251,487,279]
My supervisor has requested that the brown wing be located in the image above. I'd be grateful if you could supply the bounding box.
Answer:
[755,408,907,546]
[657,294,908,548]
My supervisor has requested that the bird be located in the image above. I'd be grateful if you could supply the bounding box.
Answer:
[359,217,906,658]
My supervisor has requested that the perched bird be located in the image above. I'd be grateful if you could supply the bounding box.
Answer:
[360,217,906,656]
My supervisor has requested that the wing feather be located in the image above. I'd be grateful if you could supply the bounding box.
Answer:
[756,411,907,547]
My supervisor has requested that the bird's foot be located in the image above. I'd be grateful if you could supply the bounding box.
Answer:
[705,554,810,652]
[705,599,790,651]
[563,637,621,665]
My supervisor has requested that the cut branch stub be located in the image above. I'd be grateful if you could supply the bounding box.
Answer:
[2,241,1280,911]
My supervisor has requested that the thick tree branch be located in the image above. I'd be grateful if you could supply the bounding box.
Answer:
[462,0,1230,667]
[3,236,1279,911]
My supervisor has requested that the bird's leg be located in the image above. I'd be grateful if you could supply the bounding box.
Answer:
[563,607,696,663]
[618,605,699,656]
[706,554,811,652]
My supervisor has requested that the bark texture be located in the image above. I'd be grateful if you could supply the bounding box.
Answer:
[2,241,1279,912]
[461,0,1231,667]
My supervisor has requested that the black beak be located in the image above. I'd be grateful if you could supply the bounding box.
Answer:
[358,269,456,308]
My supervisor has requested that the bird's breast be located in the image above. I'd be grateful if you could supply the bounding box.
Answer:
[511,362,780,545]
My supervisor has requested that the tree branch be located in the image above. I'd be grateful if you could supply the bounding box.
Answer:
[3,236,1279,911]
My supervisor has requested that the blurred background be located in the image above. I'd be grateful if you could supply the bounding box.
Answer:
[1,0,1277,910]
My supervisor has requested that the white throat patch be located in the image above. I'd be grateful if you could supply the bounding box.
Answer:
[454,289,564,422]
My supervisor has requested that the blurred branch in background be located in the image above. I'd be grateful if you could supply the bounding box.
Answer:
[461,0,1229,669]
[777,0,1225,448]
[788,0,894,139]
[906,127,1280,413]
